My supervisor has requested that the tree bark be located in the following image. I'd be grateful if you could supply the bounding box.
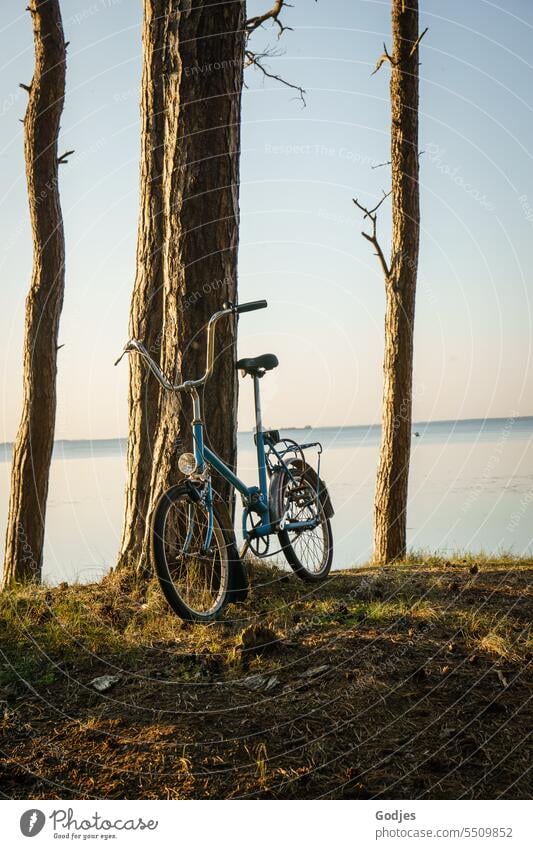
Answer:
[373,0,421,564]
[117,1,167,569]
[120,1,245,572]
[2,0,67,586]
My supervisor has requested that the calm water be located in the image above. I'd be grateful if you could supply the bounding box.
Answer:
[1,417,532,585]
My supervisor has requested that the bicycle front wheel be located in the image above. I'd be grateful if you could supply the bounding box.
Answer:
[151,484,233,623]
[276,468,333,581]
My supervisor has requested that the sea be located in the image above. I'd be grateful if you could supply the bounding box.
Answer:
[1,417,532,585]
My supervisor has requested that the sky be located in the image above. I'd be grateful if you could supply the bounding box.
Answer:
[1,0,532,439]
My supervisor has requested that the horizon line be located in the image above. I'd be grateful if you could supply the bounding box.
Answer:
[1,413,532,449]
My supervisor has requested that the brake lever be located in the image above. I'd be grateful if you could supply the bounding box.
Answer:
[114,341,137,367]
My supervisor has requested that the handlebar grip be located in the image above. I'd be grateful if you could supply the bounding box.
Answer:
[235,299,268,314]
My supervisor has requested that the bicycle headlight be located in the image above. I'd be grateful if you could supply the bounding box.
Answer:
[178,452,198,476]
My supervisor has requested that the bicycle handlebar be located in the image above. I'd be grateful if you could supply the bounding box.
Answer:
[115,300,268,393]
[225,299,267,314]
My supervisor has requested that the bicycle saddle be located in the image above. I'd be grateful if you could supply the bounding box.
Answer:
[236,354,278,376]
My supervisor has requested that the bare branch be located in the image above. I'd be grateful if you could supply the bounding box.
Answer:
[246,1,291,39]
[371,159,392,170]
[366,189,392,217]
[371,42,394,76]
[245,49,306,106]
[409,26,428,58]
[57,149,75,165]
[245,1,310,102]
[353,191,392,279]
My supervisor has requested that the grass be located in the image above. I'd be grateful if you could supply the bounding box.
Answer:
[0,554,531,799]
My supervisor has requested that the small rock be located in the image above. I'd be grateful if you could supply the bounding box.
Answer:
[89,675,121,693]
[469,564,479,575]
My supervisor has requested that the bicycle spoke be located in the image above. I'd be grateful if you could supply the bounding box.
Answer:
[282,477,329,575]
[161,499,227,615]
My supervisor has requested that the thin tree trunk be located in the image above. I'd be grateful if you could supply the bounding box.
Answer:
[2,0,67,586]
[373,0,421,564]
[117,1,166,569]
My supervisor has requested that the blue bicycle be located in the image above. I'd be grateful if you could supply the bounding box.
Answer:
[117,300,334,622]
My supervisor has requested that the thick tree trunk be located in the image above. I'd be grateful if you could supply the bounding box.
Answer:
[120,1,245,572]
[142,0,245,568]
[2,0,67,586]
[373,0,421,564]
[117,1,166,569]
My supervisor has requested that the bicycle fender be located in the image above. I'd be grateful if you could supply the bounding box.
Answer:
[268,469,285,527]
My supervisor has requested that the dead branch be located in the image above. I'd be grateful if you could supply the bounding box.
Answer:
[371,159,392,170]
[19,82,32,93]
[371,42,394,76]
[353,190,392,279]
[409,26,428,58]
[246,1,292,39]
[245,1,313,104]
[245,48,306,105]
[57,149,74,165]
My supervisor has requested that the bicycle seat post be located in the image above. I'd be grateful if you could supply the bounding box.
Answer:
[253,374,263,437]
[252,373,269,503]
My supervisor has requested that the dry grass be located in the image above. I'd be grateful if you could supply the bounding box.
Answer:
[0,555,531,799]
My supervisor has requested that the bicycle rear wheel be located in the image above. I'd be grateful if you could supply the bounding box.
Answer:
[275,468,333,581]
[151,484,236,622]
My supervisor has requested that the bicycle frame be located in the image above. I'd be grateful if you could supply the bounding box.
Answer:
[191,374,318,548]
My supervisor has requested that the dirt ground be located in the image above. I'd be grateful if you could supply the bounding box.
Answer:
[0,557,531,799]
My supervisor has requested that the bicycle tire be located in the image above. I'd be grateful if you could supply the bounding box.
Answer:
[272,467,333,582]
[151,483,243,622]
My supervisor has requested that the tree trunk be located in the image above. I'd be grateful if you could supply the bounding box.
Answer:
[121,1,245,573]
[117,1,167,569]
[2,0,67,587]
[373,0,421,564]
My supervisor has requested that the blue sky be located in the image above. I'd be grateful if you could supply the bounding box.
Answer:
[1,0,532,438]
